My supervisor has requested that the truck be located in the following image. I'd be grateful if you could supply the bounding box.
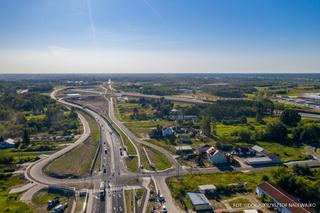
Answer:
[99,181,106,200]
[53,204,65,213]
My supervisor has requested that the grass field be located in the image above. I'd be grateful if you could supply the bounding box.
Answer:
[256,141,308,162]
[147,139,176,154]
[144,146,172,170]
[125,190,134,213]
[115,100,154,122]
[140,148,152,170]
[45,110,100,178]
[167,169,275,205]
[126,156,139,173]
[125,120,176,139]
[0,176,33,213]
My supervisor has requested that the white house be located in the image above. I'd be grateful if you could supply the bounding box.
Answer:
[206,147,227,164]
[162,127,174,137]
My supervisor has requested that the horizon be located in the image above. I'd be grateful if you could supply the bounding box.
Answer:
[1,0,320,73]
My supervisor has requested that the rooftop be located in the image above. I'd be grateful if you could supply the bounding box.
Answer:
[257,182,316,213]
[198,184,217,191]
[187,192,211,206]
[251,145,264,153]
[246,156,272,164]
[175,145,192,151]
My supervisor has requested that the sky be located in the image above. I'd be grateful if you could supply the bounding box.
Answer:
[0,0,319,73]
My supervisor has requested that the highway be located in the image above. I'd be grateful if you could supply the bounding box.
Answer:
[22,84,320,213]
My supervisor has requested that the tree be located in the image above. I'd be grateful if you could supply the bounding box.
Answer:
[280,109,301,126]
[23,129,30,145]
[264,121,288,142]
[0,136,3,143]
[201,116,211,136]
[237,129,252,142]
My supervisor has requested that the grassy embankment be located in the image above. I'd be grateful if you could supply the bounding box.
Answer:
[125,190,134,213]
[0,176,33,212]
[143,146,171,170]
[45,110,100,178]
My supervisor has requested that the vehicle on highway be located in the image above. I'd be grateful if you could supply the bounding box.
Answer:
[104,148,108,154]
[103,167,107,173]
[53,204,65,213]
[161,205,168,213]
[99,181,106,200]
[159,194,165,203]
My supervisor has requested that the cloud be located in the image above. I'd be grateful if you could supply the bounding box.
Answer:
[87,0,97,49]
[142,0,164,22]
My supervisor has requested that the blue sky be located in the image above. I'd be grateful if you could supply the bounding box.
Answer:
[0,0,319,73]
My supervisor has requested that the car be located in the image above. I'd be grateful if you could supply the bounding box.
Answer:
[53,204,65,213]
[161,205,168,213]
[103,168,107,173]
[159,194,165,203]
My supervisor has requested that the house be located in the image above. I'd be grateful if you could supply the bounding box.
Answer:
[177,114,199,122]
[195,143,211,155]
[256,182,316,213]
[187,192,212,211]
[162,127,174,137]
[175,145,193,155]
[178,134,191,144]
[0,138,17,149]
[206,147,227,164]
[245,156,274,165]
[198,184,217,194]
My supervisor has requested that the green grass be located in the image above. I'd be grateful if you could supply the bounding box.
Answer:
[167,169,275,205]
[125,120,176,139]
[115,100,154,122]
[140,148,152,170]
[0,176,33,213]
[126,156,139,173]
[256,141,308,162]
[45,110,100,178]
[32,189,70,205]
[144,146,171,170]
[147,139,176,154]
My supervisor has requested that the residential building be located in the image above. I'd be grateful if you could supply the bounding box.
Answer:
[177,114,199,122]
[256,182,316,213]
[175,145,193,155]
[178,134,191,144]
[206,147,227,164]
[162,127,174,137]
[245,156,274,165]
[198,184,217,194]
[187,192,212,211]
[196,143,211,155]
